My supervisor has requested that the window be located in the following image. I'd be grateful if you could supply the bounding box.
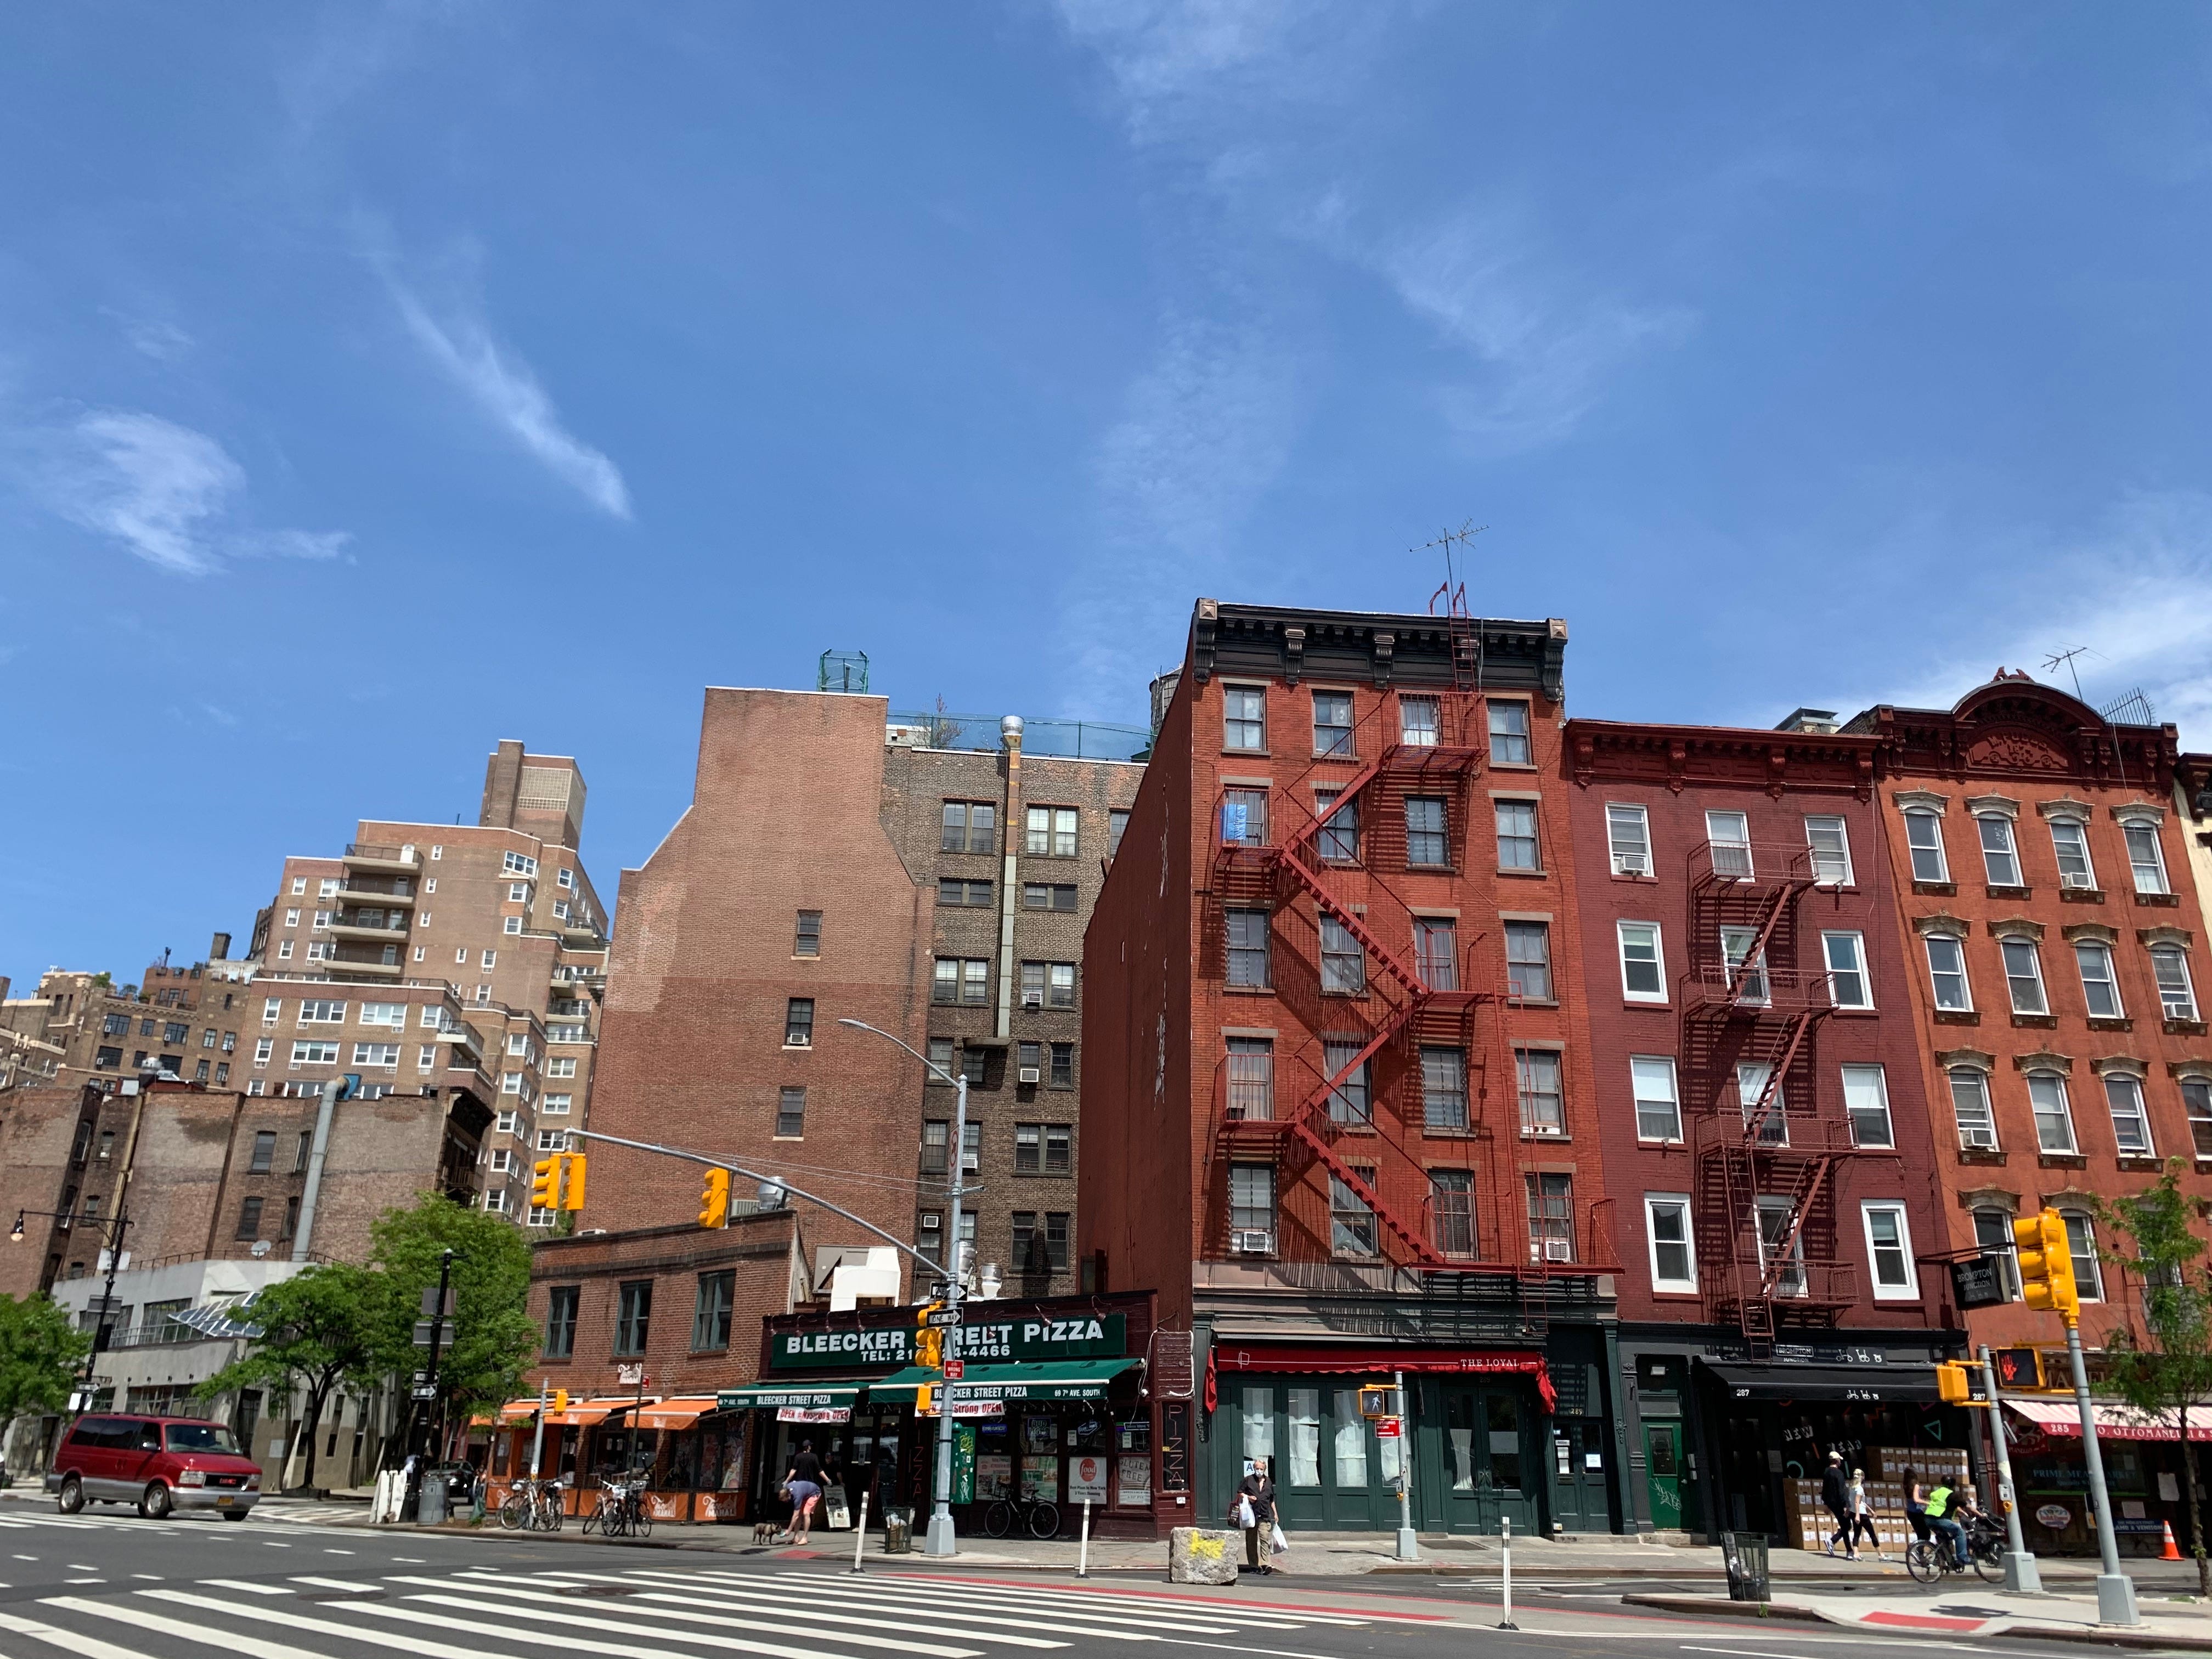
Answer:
[502,852,538,878]
[2061,1211,2103,1300]
[1108,809,1130,856]
[776,1087,806,1137]
[1330,1172,1378,1257]
[1949,1066,1999,1150]
[1400,695,1439,747]
[1319,916,1365,994]
[1015,1124,1042,1172]
[1978,815,2021,886]
[2075,941,2123,1018]
[614,1281,652,1355]
[535,1284,579,1357]
[1705,810,1752,879]
[1223,686,1267,751]
[291,877,308,895]
[2103,1072,2154,1154]
[936,958,990,1005]
[277,941,294,961]
[920,1121,949,1176]
[691,1271,734,1351]
[507,882,530,904]
[1973,1207,2021,1299]
[543,1093,572,1116]
[501,1072,525,1096]
[215,1063,229,1085]
[793,911,822,956]
[298,1000,346,1024]
[958,1047,986,1086]
[1323,1040,1370,1123]
[1315,789,1358,862]
[1049,1042,1073,1087]
[1044,1212,1070,1271]
[93,1046,121,1070]
[1011,1211,1040,1271]
[547,1057,576,1078]
[1226,1037,1273,1120]
[1229,1164,1275,1239]
[1404,798,1449,867]
[1842,1064,1894,1148]
[351,1043,400,1067]
[1415,918,1457,989]
[1617,921,1666,1001]
[1607,804,1652,875]
[1861,1203,1918,1300]
[360,1002,405,1029]
[247,1131,275,1174]
[234,1197,263,1240]
[1226,910,1271,988]
[915,1211,944,1263]
[2181,1078,2212,1157]
[1630,1056,1681,1141]
[1805,815,1852,885]
[1313,691,1353,756]
[783,998,815,1047]
[1488,701,1532,764]
[2001,937,2049,1014]
[312,912,331,933]
[2124,821,2170,895]
[2152,945,2199,1020]
[101,1013,130,1037]
[1757,1198,1807,1296]
[1925,934,1973,1011]
[1646,1195,1696,1291]
[1904,810,1949,883]
[1421,1047,1468,1131]
[1824,932,1870,1009]
[2050,818,2096,889]
[1516,1049,1564,1135]
[1720,927,1769,1004]
[926,1038,955,1080]
[1022,883,1077,912]
[290,1041,338,1066]
[1494,800,1539,871]
[1026,805,1079,857]
[1504,921,1551,1000]
[1048,963,1075,1008]
[482,949,497,969]
[1527,1173,1575,1262]
[941,801,997,854]
[253,1037,272,1066]
[2028,1070,2076,1153]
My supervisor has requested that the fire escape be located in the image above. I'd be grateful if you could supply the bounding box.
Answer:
[1679,840,1874,1358]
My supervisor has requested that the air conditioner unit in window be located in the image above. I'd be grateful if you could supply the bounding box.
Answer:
[1022,992,1043,1008]
[1618,856,1650,875]
[1018,1066,1041,1085]
[2061,871,2097,890]
[1543,1238,1573,1262]
[1231,1229,1275,1255]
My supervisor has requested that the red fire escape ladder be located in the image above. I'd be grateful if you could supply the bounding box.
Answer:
[1285,1116,1449,1268]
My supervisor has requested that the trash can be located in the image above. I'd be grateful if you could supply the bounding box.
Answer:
[1722,1531,1770,1604]
[882,1505,913,1554]
[419,1472,448,1526]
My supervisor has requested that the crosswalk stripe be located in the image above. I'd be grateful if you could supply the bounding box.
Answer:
[691,1571,1244,1635]
[623,1570,1172,1642]
[388,1588,904,1659]
[491,1572,1070,1651]
[290,1575,381,1593]
[0,1605,145,1659]
[69,1590,498,1659]
[199,1578,296,1594]
[872,1575,1376,1627]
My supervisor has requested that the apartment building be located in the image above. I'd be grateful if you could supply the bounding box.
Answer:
[242,741,609,1218]
[0,944,256,1094]
[1083,599,1622,1539]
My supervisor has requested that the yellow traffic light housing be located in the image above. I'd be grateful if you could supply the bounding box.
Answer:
[1358,1384,1403,1419]
[915,1383,933,1415]
[1936,1362,1972,1404]
[917,1327,944,1368]
[551,1389,569,1415]
[531,1155,561,1210]
[2013,1209,2079,1319]
[699,1167,731,1229]
[561,1152,585,1211]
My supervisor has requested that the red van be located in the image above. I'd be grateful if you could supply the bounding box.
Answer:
[48,1414,262,1519]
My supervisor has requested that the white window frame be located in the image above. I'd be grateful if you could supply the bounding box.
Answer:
[1222,685,1267,753]
[1842,1062,1894,1148]
[1804,815,1853,886]
[1719,926,1769,1004]
[284,909,300,928]
[1860,1201,1921,1301]
[1737,1060,1786,1145]
[1904,810,1949,883]
[2061,1211,2104,1300]
[1947,1065,1999,1150]
[318,878,338,899]
[1976,814,2021,886]
[2151,944,2200,1021]
[2075,940,2123,1019]
[1823,930,1872,1009]
[1398,695,1440,748]
[1630,1054,1683,1143]
[2001,936,2049,1015]
[290,877,308,896]
[1644,1193,1697,1292]
[2049,816,2097,890]
[1705,810,1752,879]
[278,940,294,960]
[1487,700,1533,766]
[1607,804,1652,876]
[1925,932,1973,1012]
[2123,820,2171,895]
[1617,921,1667,1003]
[2028,1070,2077,1154]
[2102,1071,2155,1156]
[504,915,523,935]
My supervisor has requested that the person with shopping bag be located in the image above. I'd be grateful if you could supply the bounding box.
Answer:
[1232,1457,1278,1576]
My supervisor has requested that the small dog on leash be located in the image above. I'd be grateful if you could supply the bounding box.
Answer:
[752,1520,780,1544]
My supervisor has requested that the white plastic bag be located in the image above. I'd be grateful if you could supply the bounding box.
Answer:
[1270,1522,1289,1557]
[1235,1497,1255,1528]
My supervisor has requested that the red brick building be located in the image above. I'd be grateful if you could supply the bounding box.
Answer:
[1561,712,1957,1538]
[1082,599,1622,1537]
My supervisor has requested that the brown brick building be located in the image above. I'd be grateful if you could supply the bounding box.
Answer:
[0,944,255,1096]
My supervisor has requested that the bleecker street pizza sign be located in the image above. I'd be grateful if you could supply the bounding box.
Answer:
[771,1313,1126,1371]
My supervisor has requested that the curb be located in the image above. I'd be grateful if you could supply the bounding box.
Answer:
[1620,1594,1829,1624]
[1997,1628,2212,1653]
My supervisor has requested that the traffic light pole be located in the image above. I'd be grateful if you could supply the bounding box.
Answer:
[924,1069,967,1558]
[2064,1317,2138,1626]
[1976,1346,2040,1593]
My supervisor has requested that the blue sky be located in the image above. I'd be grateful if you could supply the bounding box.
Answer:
[5,4,2212,983]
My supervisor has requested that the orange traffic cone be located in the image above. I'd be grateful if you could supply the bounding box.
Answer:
[2159,1519,2183,1562]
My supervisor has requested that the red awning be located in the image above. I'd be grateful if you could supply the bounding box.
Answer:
[2007,1398,2212,1443]
[1213,1345,1556,1411]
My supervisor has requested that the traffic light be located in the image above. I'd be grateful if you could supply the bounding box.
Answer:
[562,1153,585,1211]
[551,1389,569,1415]
[699,1167,730,1229]
[915,1301,944,1368]
[531,1155,562,1210]
[915,1384,933,1415]
[1936,1362,1972,1404]
[2013,1209,2079,1319]
[1993,1347,2045,1391]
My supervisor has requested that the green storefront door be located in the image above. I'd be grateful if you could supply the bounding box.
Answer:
[1432,1382,1539,1534]
[1643,1420,1684,1531]
[1550,1420,1610,1534]
[1237,1381,1401,1531]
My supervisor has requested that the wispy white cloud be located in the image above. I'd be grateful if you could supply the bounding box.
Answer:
[29,410,348,577]
[1052,0,1346,141]
[385,281,633,521]
[100,310,195,364]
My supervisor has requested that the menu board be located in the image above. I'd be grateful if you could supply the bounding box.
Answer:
[1068,1454,1109,1503]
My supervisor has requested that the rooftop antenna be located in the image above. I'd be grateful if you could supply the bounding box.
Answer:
[2041,645,2096,703]
[1420,521,1486,691]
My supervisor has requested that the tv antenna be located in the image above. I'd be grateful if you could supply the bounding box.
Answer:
[2040,645,2098,703]
[1422,522,1486,618]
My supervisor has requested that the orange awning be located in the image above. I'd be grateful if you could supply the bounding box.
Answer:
[496,1400,541,1423]
[546,1396,641,1427]
[634,1396,719,1432]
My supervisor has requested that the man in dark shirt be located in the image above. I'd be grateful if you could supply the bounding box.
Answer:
[1820,1451,1854,1559]
[1235,1458,1278,1575]
[783,1440,825,1544]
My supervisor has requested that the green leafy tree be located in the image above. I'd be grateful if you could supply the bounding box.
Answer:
[2097,1161,2212,1597]
[197,1262,388,1492]
[368,1195,536,1459]
[0,1295,91,1458]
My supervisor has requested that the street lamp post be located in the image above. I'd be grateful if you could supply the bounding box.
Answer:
[838,1017,967,1559]
[9,1202,132,1409]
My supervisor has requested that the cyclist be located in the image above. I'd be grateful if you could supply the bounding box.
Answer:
[781,1440,825,1546]
[1923,1477,1967,1570]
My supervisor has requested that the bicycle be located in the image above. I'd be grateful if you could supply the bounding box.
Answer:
[498,1476,566,1532]
[1905,1513,2003,1584]
[581,1477,653,1539]
[982,1488,1060,1540]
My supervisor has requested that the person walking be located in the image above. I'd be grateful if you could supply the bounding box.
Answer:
[1821,1451,1854,1559]
[1234,1457,1278,1576]
[781,1440,825,1545]
[1847,1466,1881,1558]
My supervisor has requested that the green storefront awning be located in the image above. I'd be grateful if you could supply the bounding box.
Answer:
[866,1358,1139,1404]
[716,1383,864,1411]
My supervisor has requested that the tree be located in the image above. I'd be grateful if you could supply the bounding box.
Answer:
[367,1195,536,1459]
[197,1262,388,1493]
[0,1295,91,1460]
[2097,1161,2212,1597]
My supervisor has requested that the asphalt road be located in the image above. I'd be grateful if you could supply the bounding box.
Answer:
[0,1502,2202,1659]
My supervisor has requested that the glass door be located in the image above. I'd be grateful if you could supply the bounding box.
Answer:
[1643,1420,1684,1531]
[1438,1384,1537,1533]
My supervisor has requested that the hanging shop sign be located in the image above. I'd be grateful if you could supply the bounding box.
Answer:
[770,1312,1126,1371]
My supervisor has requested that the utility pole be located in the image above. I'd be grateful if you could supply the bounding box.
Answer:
[411,1248,456,1462]
[1978,1346,2040,1593]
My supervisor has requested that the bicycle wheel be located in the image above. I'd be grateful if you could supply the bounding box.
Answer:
[1028,1502,1060,1540]
[547,1498,566,1532]
[1971,1533,2004,1583]
[634,1505,653,1540]
[498,1493,529,1531]
[984,1499,1014,1539]
[581,1500,603,1536]
[1905,1540,1939,1584]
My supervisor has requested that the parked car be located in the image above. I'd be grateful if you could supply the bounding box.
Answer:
[46,1414,261,1519]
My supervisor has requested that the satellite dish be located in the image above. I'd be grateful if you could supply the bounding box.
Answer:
[249,1240,273,1259]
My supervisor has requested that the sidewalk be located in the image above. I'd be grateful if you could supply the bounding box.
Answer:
[1622,1584,2212,1650]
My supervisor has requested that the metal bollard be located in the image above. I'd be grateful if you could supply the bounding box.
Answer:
[1079,1499,1092,1578]
[1497,1515,1517,1631]
[851,1492,870,1575]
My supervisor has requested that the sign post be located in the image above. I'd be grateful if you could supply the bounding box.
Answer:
[1977,1345,2040,1593]
[1392,1367,1418,1562]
